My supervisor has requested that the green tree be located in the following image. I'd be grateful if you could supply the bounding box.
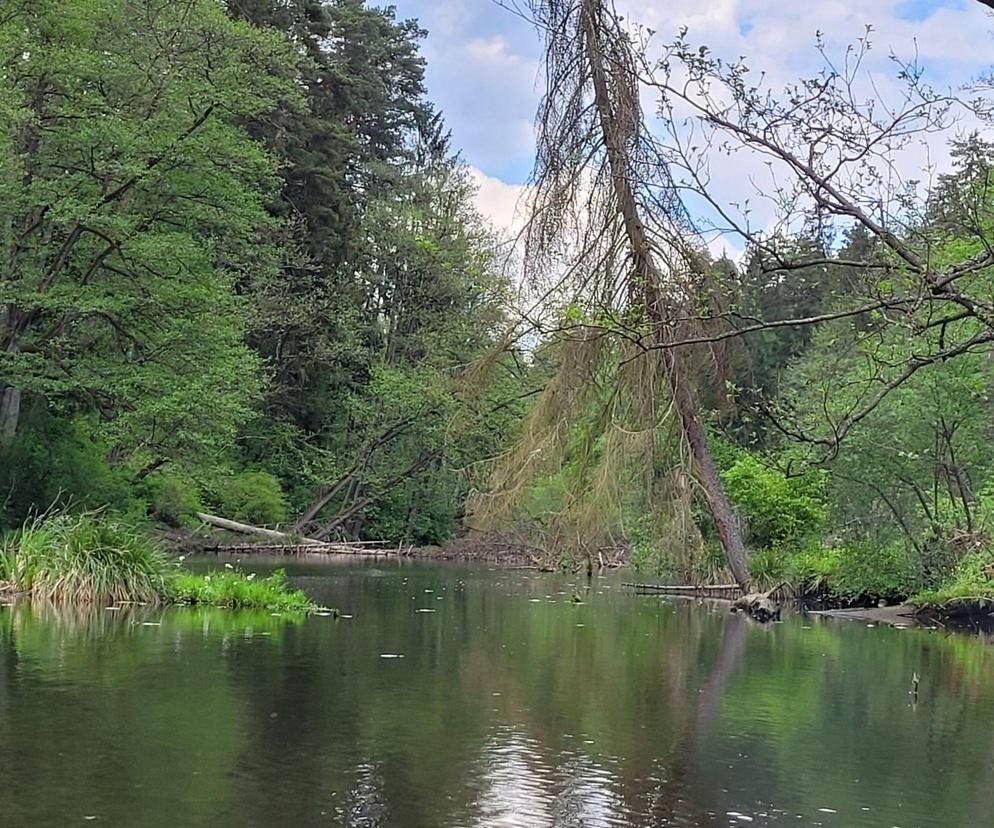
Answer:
[0,0,294,478]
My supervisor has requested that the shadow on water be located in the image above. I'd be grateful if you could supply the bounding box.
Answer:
[2,563,994,826]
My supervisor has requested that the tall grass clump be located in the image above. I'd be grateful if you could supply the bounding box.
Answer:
[1,510,170,604]
[170,568,316,613]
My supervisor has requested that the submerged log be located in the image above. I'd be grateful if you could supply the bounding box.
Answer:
[626,583,743,599]
[732,592,782,623]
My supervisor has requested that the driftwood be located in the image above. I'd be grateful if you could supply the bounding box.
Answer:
[200,542,394,557]
[732,593,781,622]
[626,583,743,599]
[629,581,784,622]
[195,512,323,545]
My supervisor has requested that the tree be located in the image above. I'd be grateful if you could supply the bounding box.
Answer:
[477,0,750,586]
[0,0,293,471]
[646,34,994,465]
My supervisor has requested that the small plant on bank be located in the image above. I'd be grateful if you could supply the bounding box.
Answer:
[170,567,318,613]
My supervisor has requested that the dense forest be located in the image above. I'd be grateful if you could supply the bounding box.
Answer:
[0,0,525,548]
[5,0,994,607]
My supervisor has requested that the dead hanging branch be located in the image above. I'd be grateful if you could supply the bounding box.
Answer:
[469,0,750,588]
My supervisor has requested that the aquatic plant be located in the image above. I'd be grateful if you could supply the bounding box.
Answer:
[0,510,170,604]
[170,567,318,613]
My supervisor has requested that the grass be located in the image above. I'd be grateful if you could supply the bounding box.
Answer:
[911,551,994,608]
[1,510,323,613]
[170,568,318,613]
[1,510,170,604]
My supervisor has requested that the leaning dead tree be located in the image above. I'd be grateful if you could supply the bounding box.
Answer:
[576,0,748,587]
[474,0,750,587]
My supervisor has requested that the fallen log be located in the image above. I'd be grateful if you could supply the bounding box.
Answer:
[195,512,323,545]
[626,583,743,599]
[200,542,393,557]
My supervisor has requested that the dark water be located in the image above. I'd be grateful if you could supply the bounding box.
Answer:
[1,560,993,827]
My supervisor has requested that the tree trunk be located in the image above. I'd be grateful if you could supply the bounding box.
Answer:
[580,0,749,590]
[292,473,353,533]
[195,512,323,544]
[0,385,21,446]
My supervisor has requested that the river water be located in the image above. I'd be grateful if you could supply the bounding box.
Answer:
[0,558,992,827]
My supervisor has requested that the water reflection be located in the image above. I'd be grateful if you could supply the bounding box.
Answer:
[1,563,994,827]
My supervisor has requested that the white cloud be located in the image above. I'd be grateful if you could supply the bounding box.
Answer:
[469,166,529,234]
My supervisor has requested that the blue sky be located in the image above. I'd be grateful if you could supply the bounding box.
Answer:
[390,0,994,231]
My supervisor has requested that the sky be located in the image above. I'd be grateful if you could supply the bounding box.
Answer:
[389,0,994,235]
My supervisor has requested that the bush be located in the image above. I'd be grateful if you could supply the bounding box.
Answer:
[912,550,994,606]
[217,471,287,526]
[721,455,827,548]
[1,510,171,604]
[141,472,203,528]
[170,568,316,613]
[826,542,917,601]
[749,546,791,588]
[780,541,916,601]
[0,413,136,530]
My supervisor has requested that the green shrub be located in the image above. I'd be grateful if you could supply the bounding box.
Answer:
[783,541,916,601]
[0,413,136,530]
[1,510,171,604]
[827,542,917,600]
[749,546,791,588]
[721,455,827,548]
[912,551,994,605]
[141,472,203,528]
[170,568,317,613]
[789,544,841,592]
[691,542,731,584]
[217,471,287,526]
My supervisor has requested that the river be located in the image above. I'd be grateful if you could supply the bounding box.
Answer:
[0,558,991,827]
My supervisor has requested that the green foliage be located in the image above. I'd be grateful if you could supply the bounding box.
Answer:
[744,539,917,601]
[747,547,791,587]
[170,568,316,613]
[0,511,320,612]
[1,510,170,604]
[0,0,293,468]
[140,473,203,529]
[0,0,517,549]
[721,454,827,548]
[912,551,994,606]
[217,472,287,527]
[0,412,135,529]
[823,542,918,601]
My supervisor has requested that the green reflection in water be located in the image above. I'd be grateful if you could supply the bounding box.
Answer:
[0,562,993,827]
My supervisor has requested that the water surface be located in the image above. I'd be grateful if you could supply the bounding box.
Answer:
[1,559,992,827]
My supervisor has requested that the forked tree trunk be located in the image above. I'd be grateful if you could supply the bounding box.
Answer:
[580,0,750,589]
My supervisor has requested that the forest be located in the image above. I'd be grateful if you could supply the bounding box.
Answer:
[4,0,994,611]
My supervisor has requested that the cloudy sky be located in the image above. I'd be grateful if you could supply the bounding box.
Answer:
[390,0,994,233]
